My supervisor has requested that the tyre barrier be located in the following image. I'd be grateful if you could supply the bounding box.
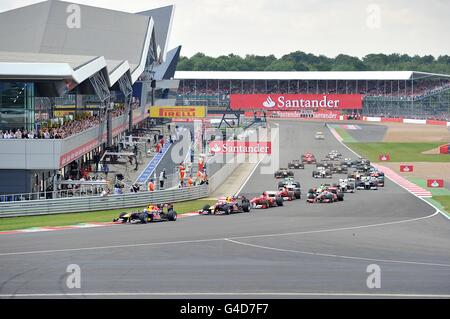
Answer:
[0,184,209,218]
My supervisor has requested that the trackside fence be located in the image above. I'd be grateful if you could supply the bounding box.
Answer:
[0,184,208,218]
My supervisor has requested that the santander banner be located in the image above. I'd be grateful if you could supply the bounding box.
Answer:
[230,94,363,110]
[400,165,414,173]
[209,141,272,154]
[427,179,444,188]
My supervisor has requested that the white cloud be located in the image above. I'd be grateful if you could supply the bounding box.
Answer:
[1,0,449,58]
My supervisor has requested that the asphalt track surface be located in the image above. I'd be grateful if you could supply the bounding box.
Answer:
[0,121,449,299]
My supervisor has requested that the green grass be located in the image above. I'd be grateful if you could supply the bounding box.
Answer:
[0,199,215,232]
[334,128,357,143]
[345,142,450,162]
[429,196,450,217]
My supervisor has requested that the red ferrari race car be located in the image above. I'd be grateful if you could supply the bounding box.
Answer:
[302,152,317,164]
[250,191,284,209]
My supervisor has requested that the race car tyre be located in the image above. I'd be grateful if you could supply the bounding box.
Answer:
[224,205,232,215]
[294,191,301,199]
[114,212,127,222]
[276,196,284,206]
[139,212,148,224]
[337,193,344,201]
[202,205,211,214]
[168,211,177,221]
[242,202,251,213]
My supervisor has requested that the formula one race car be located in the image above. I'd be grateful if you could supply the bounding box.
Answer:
[369,169,385,187]
[315,132,325,140]
[288,159,305,169]
[200,196,251,215]
[348,170,366,180]
[306,190,339,203]
[250,191,284,209]
[330,164,348,174]
[301,152,317,164]
[278,184,301,200]
[349,158,372,171]
[312,168,333,179]
[325,150,342,160]
[355,176,379,190]
[316,160,333,169]
[113,203,177,224]
[274,168,294,179]
[306,185,344,203]
[278,177,301,189]
[337,178,356,193]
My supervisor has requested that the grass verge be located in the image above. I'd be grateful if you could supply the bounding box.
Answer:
[0,199,215,232]
[430,195,450,217]
[334,128,358,143]
[344,142,450,162]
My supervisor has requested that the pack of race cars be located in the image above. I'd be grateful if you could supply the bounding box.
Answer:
[287,151,385,204]
[112,150,386,224]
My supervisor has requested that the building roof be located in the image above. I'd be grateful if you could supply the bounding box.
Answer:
[0,0,174,87]
[175,71,450,81]
[138,5,175,63]
[153,46,182,80]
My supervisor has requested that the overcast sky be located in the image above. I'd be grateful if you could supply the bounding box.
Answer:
[1,0,449,58]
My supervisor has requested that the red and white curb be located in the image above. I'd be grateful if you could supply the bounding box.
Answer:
[0,212,201,236]
[372,164,432,198]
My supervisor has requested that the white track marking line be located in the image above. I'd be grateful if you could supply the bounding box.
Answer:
[234,157,263,197]
[0,292,449,298]
[325,124,450,221]
[224,238,450,268]
[0,211,438,257]
[228,211,439,240]
[235,122,279,196]
[0,238,224,257]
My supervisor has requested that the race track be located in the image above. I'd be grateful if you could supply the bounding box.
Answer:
[0,120,449,298]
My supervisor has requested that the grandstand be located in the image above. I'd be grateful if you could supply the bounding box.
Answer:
[0,1,180,195]
[174,71,450,121]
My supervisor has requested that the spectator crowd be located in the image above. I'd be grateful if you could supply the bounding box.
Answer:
[0,104,141,140]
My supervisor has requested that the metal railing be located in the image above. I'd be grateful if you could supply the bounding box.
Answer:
[0,184,209,218]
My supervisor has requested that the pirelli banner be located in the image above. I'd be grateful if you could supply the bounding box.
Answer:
[149,106,207,118]
[230,94,363,110]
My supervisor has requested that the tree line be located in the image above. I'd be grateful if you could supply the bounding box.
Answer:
[177,51,450,74]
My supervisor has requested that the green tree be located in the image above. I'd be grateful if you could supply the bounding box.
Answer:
[176,52,450,74]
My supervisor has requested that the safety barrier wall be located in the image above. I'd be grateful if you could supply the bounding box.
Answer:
[0,184,209,218]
